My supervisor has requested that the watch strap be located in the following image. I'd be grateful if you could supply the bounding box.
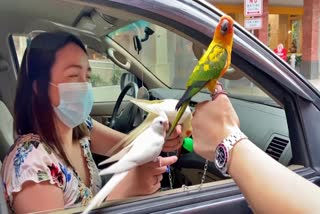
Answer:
[215,129,248,176]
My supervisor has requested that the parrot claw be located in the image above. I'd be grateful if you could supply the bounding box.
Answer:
[211,83,228,100]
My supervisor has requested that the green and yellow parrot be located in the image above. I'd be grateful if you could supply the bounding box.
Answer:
[167,15,234,137]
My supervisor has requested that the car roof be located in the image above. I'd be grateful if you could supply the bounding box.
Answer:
[0,0,86,27]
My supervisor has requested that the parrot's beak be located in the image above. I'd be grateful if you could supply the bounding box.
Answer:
[164,121,169,131]
[220,19,229,35]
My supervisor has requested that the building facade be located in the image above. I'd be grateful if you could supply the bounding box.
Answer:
[209,0,319,80]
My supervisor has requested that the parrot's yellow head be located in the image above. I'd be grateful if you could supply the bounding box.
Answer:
[214,15,234,45]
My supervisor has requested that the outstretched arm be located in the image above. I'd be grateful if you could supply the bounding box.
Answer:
[229,139,320,213]
[192,95,320,213]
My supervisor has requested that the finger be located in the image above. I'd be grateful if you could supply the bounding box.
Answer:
[159,174,163,181]
[150,166,168,175]
[166,125,182,140]
[158,174,163,184]
[175,125,182,135]
[212,93,229,103]
[164,135,182,147]
[149,183,161,194]
[194,100,209,112]
[146,156,178,168]
[152,175,158,185]
[162,140,183,152]
[211,91,228,100]
[158,156,178,167]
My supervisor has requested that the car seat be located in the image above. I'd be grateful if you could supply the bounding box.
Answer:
[0,56,14,161]
[0,101,14,162]
[0,162,9,214]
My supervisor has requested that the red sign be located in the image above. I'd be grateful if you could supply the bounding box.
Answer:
[244,0,263,17]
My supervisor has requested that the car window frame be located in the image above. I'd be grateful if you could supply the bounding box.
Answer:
[5,0,320,213]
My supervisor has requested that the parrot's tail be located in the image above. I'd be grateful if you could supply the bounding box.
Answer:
[82,171,128,214]
[166,102,189,138]
[176,87,193,111]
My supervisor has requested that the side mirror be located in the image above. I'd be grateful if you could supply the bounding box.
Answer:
[120,73,139,97]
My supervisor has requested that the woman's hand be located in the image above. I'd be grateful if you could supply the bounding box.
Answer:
[192,94,240,161]
[108,156,178,200]
[162,125,183,152]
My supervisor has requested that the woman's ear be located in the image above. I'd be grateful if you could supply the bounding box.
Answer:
[32,80,38,95]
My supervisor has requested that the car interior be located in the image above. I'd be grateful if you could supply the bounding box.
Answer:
[0,0,309,213]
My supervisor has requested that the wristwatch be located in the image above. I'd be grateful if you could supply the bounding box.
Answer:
[214,129,247,177]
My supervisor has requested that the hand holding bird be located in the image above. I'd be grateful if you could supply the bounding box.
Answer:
[83,112,170,214]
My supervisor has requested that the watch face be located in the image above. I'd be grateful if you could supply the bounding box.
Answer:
[215,144,228,168]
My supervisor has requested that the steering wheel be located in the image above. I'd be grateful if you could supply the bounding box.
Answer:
[109,82,139,133]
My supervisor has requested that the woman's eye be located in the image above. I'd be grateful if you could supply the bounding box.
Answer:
[69,74,78,78]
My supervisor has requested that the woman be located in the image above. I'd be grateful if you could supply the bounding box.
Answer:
[192,86,320,213]
[1,32,181,213]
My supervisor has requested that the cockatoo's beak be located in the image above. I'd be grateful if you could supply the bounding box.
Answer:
[163,121,169,131]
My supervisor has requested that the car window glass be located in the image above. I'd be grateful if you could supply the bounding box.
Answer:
[12,35,28,65]
[86,48,128,102]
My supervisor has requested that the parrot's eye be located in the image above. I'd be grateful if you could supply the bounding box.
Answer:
[159,121,163,125]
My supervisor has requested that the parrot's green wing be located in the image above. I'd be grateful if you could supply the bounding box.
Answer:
[187,44,228,88]
[177,44,228,109]
[167,44,228,137]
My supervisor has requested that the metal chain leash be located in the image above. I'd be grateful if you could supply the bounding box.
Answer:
[166,151,208,191]
[198,159,208,190]
[167,152,174,189]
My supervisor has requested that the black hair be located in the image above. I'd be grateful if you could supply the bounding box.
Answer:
[14,31,89,167]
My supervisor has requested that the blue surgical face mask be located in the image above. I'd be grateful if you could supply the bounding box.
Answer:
[50,82,94,128]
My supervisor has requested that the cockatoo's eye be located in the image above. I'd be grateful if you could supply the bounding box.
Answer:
[159,121,163,125]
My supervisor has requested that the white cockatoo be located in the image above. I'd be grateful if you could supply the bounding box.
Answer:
[82,112,169,214]
[105,99,193,160]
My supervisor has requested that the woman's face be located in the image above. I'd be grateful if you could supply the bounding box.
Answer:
[49,43,91,107]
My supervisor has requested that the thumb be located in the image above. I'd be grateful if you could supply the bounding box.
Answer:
[158,156,178,166]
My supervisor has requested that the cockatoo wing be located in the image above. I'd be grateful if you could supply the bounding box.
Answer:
[100,113,168,175]
[105,113,156,157]
[82,171,128,214]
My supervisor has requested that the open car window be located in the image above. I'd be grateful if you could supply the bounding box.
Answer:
[109,20,275,106]
[107,19,294,177]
